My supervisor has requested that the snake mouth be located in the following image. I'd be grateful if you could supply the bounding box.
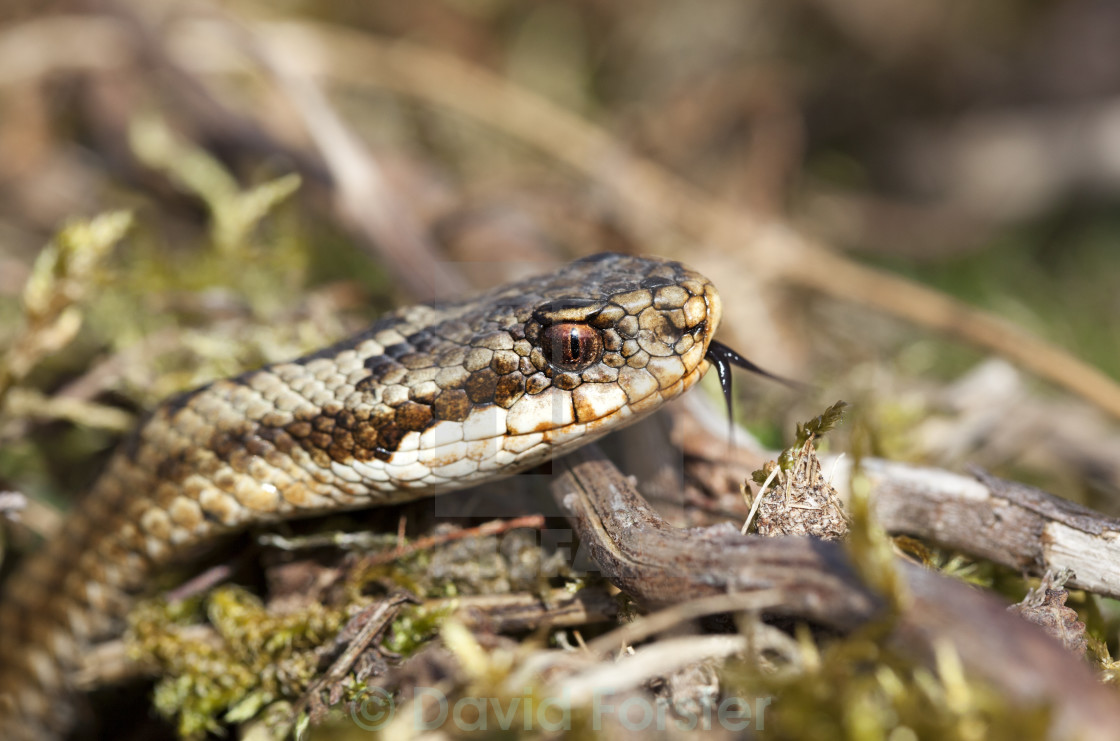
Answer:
[704,341,804,424]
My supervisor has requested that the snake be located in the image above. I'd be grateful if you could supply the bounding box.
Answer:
[0,253,764,740]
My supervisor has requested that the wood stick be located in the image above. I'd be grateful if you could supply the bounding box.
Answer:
[551,444,1120,741]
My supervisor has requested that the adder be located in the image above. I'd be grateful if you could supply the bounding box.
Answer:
[0,252,770,740]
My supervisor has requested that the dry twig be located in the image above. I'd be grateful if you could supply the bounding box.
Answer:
[674,396,1120,600]
[840,459,1120,599]
[552,444,1120,741]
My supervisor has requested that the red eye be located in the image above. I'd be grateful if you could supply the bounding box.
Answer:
[541,323,604,372]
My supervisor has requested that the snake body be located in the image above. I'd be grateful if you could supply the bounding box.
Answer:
[0,253,723,739]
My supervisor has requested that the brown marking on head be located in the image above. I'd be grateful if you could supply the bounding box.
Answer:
[494,373,526,408]
[465,369,499,404]
[433,389,471,421]
[394,401,433,432]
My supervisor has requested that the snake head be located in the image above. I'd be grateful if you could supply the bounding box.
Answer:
[220,253,730,498]
[473,252,723,463]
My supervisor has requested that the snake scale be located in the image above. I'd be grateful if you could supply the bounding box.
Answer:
[0,253,750,739]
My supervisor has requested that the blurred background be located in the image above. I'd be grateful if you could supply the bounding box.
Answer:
[1,0,1119,519]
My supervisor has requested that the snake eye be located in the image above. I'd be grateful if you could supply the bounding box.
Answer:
[541,323,603,372]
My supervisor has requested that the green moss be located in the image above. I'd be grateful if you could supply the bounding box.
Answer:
[128,586,348,739]
[384,602,457,656]
[891,538,995,591]
[0,211,133,402]
[752,401,848,485]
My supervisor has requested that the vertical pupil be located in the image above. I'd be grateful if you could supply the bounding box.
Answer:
[540,323,601,370]
[567,329,580,360]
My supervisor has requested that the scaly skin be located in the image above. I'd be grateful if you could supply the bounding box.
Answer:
[0,253,723,739]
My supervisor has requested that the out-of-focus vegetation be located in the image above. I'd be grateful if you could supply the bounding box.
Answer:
[0,0,1118,503]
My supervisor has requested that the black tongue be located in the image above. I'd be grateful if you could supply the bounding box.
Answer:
[704,340,805,427]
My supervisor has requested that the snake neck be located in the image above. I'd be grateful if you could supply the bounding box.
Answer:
[0,254,726,740]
